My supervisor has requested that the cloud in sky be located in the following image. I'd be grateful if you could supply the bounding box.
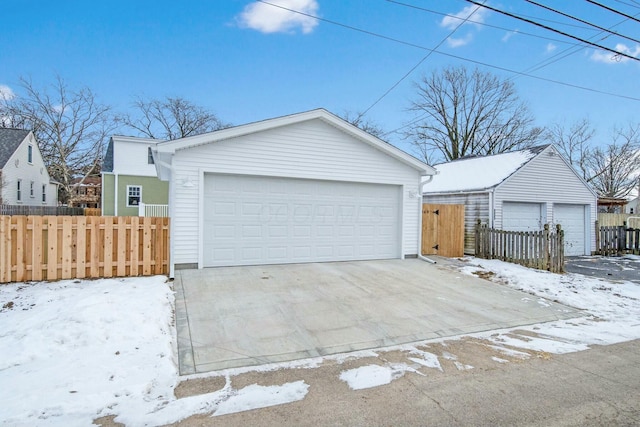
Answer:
[0,84,15,101]
[237,0,319,34]
[441,4,489,48]
[501,30,518,43]
[546,43,557,53]
[447,33,473,48]
[440,4,488,30]
[591,43,640,64]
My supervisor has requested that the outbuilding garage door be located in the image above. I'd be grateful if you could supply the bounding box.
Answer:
[203,174,401,267]
[502,202,543,232]
[554,204,586,256]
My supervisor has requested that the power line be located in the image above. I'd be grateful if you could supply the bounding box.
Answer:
[463,0,640,62]
[358,4,483,117]
[525,0,640,44]
[586,0,640,23]
[254,0,640,103]
[385,0,585,44]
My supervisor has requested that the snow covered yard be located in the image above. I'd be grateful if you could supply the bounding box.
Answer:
[0,256,639,426]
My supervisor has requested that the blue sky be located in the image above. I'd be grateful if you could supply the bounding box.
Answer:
[1,0,639,156]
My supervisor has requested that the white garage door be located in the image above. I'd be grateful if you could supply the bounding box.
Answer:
[502,202,543,232]
[554,204,586,256]
[203,174,401,267]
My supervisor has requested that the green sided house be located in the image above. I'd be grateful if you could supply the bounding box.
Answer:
[101,136,169,216]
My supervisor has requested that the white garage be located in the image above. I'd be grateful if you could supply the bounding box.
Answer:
[424,145,598,256]
[153,109,435,273]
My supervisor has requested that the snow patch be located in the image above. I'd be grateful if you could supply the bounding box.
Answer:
[214,381,309,417]
[339,364,416,390]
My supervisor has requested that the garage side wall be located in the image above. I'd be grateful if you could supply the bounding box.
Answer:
[170,119,423,266]
[494,149,597,254]
[423,192,490,255]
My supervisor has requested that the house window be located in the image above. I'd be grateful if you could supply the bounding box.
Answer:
[148,147,154,165]
[17,180,22,202]
[28,145,33,163]
[127,185,142,207]
[42,184,47,203]
[30,181,35,198]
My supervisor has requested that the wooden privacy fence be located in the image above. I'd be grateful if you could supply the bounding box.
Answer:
[0,216,170,283]
[596,223,640,256]
[475,220,564,273]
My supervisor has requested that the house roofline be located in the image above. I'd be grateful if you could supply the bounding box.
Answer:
[153,108,436,176]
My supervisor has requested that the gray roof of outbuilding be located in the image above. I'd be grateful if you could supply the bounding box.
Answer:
[0,128,30,168]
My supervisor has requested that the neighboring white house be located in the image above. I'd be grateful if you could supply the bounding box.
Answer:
[424,145,598,256]
[101,136,169,216]
[153,109,436,274]
[625,196,639,214]
[0,128,58,206]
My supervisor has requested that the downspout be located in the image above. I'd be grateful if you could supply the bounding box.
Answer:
[418,173,438,264]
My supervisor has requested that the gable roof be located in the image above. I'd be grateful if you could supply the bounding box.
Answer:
[153,109,436,178]
[424,145,551,193]
[102,135,164,173]
[0,128,31,168]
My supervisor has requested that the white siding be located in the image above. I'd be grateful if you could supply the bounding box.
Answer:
[170,119,422,265]
[494,147,597,254]
[423,192,490,255]
[1,134,57,206]
[113,139,158,177]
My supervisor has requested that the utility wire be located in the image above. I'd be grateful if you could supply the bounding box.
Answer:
[586,0,640,23]
[463,0,640,62]
[358,4,482,118]
[254,0,640,103]
[525,0,640,44]
[385,0,584,44]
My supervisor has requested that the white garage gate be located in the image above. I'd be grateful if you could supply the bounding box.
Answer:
[502,202,544,232]
[554,204,587,256]
[202,174,401,267]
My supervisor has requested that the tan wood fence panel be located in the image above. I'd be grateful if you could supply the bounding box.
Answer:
[422,204,465,258]
[0,216,170,283]
[597,213,640,228]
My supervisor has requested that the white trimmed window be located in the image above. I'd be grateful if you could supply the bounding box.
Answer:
[127,185,142,207]
[17,180,22,202]
[148,147,154,164]
[28,145,33,163]
[42,184,47,203]
[30,181,35,198]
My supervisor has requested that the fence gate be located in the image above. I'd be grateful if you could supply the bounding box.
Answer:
[422,204,465,257]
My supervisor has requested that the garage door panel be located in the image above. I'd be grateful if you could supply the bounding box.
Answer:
[554,204,586,256]
[503,202,543,232]
[203,174,400,267]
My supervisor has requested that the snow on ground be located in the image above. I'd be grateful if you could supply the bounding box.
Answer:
[339,364,420,390]
[1,256,639,425]
[458,257,640,352]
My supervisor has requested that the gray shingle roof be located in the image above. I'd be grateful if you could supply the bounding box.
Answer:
[0,128,30,168]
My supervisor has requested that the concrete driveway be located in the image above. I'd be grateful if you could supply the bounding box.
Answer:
[174,259,579,374]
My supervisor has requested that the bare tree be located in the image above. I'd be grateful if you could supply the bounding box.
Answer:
[339,111,386,139]
[587,124,640,199]
[0,76,114,204]
[406,66,543,163]
[545,118,595,180]
[117,96,228,140]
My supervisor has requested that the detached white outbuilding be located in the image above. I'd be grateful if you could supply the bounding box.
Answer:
[423,145,598,256]
[153,109,436,273]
